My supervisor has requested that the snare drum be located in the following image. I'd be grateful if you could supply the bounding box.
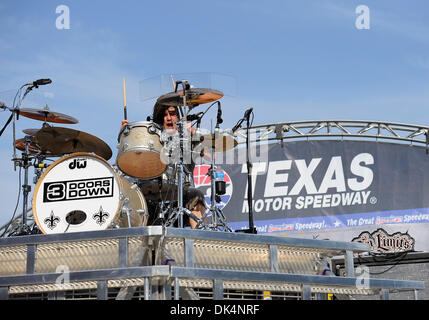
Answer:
[116,121,167,179]
[32,152,148,234]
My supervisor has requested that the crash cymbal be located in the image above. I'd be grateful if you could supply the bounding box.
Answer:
[34,126,112,160]
[157,88,224,109]
[18,106,78,124]
[195,132,238,152]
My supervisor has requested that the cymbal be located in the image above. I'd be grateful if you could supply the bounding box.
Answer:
[157,88,224,109]
[34,126,112,160]
[22,128,40,136]
[195,132,238,152]
[14,137,44,154]
[18,106,78,124]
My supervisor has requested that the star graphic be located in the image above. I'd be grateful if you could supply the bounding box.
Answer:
[333,220,342,228]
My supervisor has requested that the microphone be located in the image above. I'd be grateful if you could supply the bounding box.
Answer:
[0,101,6,109]
[26,79,52,86]
[216,101,223,129]
[186,112,203,121]
[232,107,253,133]
[243,107,253,120]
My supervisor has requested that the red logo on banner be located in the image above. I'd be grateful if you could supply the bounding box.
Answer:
[193,165,233,209]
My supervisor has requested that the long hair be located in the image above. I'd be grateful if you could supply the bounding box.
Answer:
[152,102,178,126]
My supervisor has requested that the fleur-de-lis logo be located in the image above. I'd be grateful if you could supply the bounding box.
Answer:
[93,206,109,225]
[44,211,60,230]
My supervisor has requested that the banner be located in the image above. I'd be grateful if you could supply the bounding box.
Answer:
[194,140,429,252]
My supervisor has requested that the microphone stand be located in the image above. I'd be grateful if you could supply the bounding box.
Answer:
[4,82,44,235]
[245,111,256,234]
[235,109,257,234]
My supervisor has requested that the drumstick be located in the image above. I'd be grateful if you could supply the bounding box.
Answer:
[123,78,127,120]
[171,74,175,90]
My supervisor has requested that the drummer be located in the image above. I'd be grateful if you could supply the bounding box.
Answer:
[121,102,207,229]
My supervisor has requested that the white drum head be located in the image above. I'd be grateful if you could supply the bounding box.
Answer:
[33,153,122,234]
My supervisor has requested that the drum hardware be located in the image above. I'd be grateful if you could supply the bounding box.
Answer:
[195,131,232,232]
[162,80,205,229]
[121,206,132,228]
[33,155,50,184]
[12,135,37,235]
[120,193,135,227]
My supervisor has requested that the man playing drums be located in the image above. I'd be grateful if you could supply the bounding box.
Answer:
[120,102,206,229]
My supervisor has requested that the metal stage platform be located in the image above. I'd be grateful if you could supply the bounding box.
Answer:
[0,226,424,300]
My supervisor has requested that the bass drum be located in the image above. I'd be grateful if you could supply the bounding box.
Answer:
[32,152,148,234]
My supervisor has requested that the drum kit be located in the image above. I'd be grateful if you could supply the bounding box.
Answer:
[1,79,239,236]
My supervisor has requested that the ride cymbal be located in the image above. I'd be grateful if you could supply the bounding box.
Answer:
[157,88,224,109]
[18,106,78,124]
[34,126,112,160]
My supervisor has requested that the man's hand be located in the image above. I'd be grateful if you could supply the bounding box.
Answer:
[121,119,129,130]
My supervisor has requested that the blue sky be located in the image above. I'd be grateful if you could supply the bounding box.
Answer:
[1,0,429,227]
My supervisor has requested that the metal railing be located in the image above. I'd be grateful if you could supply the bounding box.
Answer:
[233,120,429,148]
[0,226,424,300]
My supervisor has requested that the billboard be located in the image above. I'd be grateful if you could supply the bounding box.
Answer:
[194,140,429,252]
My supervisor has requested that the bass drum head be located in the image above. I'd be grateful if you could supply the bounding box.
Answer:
[32,152,147,234]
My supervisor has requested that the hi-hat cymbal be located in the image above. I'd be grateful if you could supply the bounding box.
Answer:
[157,88,224,109]
[34,126,112,160]
[194,132,238,152]
[14,137,44,154]
[18,106,78,124]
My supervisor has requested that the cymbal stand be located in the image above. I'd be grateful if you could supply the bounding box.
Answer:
[164,80,203,228]
[196,139,232,232]
[13,135,35,234]
[33,153,49,183]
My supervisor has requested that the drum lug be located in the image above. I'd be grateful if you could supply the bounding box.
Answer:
[123,126,130,136]
[148,125,156,134]
[148,140,154,148]
[120,193,130,203]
